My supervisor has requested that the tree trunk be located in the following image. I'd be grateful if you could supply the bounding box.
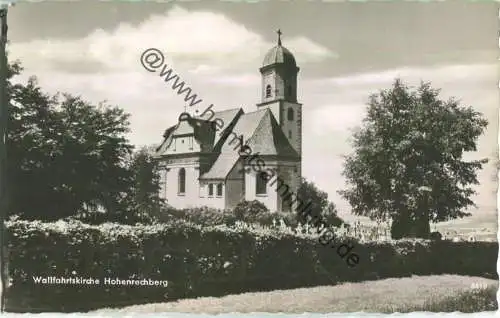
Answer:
[411,209,430,239]
[391,216,430,239]
[390,212,411,239]
[410,195,431,239]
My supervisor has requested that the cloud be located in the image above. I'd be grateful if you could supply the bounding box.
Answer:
[306,63,497,141]
[319,63,496,89]
[308,104,366,136]
[204,73,261,87]
[9,6,336,76]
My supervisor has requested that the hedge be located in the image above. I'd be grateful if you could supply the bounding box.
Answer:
[3,218,498,312]
[114,202,345,228]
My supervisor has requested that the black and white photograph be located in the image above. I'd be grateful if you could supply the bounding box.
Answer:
[0,0,498,314]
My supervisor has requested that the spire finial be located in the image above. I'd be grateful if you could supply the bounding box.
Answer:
[277,29,282,46]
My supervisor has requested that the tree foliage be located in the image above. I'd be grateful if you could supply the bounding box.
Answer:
[7,62,134,220]
[297,177,345,227]
[339,79,488,238]
[125,146,164,215]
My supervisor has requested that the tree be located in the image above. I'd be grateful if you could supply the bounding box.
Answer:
[70,146,166,225]
[7,63,134,220]
[297,177,345,227]
[339,79,488,239]
[125,146,164,218]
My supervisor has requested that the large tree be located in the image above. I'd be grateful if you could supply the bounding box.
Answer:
[339,79,488,239]
[7,63,134,220]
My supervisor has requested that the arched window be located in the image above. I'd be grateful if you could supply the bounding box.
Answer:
[256,172,267,195]
[265,85,272,98]
[287,108,294,121]
[178,168,186,194]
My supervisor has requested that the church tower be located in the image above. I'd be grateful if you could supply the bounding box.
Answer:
[257,30,302,175]
[256,30,302,212]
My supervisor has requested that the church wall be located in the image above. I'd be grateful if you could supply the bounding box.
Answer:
[225,160,245,209]
[261,71,274,103]
[244,164,279,212]
[261,70,287,103]
[225,179,244,210]
[164,135,200,155]
[164,161,200,209]
[280,101,302,182]
[276,163,300,213]
[281,101,302,159]
[197,180,226,210]
[274,71,285,100]
[159,156,239,211]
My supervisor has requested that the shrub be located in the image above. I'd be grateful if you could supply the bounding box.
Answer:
[68,204,162,226]
[234,200,269,220]
[158,206,238,226]
[430,231,443,241]
[163,204,295,228]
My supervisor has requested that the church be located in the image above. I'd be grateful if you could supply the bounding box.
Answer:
[154,31,303,212]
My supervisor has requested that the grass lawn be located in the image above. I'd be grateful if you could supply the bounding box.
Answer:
[95,275,498,314]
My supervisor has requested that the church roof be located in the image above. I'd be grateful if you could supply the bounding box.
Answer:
[262,30,297,69]
[262,45,297,69]
[196,107,241,122]
[195,107,243,147]
[154,113,216,156]
[246,110,299,158]
[173,113,196,136]
[200,109,267,180]
[199,108,299,180]
[154,126,176,155]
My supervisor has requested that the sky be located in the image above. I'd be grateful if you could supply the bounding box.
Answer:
[6,0,499,226]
